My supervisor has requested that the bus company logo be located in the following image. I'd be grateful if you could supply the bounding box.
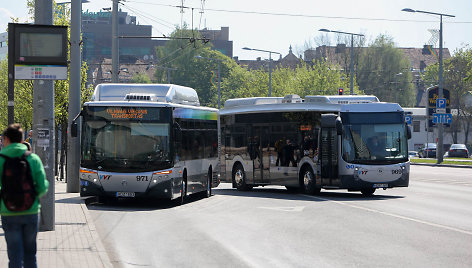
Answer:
[358,170,368,175]
[99,175,111,180]
[346,164,355,169]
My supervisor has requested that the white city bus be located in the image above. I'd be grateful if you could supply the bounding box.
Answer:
[219,94,411,196]
[73,84,219,203]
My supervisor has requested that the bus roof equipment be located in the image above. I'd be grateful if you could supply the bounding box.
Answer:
[90,83,200,106]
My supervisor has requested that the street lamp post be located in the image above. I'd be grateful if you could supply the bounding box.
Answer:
[55,0,89,193]
[242,47,281,97]
[319,29,364,95]
[402,8,455,164]
[195,56,223,109]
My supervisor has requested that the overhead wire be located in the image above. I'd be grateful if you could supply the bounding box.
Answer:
[122,2,176,29]
[124,0,472,24]
[120,2,175,36]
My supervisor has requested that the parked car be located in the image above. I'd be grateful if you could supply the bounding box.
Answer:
[418,143,437,158]
[408,151,419,158]
[446,144,469,158]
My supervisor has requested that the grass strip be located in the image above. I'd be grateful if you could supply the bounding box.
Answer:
[410,158,472,166]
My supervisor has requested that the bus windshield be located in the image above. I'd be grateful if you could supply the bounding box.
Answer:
[81,106,172,172]
[341,112,408,164]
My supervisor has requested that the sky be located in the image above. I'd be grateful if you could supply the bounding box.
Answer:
[1,0,471,60]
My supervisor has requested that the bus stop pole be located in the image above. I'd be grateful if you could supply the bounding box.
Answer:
[34,0,55,232]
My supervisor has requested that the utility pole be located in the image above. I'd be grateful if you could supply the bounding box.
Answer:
[67,0,82,192]
[112,0,119,82]
[34,0,55,231]
[437,15,445,164]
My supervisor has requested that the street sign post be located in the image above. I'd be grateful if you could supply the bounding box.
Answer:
[432,113,452,124]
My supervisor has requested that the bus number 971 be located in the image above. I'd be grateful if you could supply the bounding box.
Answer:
[137,176,149,181]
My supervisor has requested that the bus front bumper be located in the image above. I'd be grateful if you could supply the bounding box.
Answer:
[340,172,409,191]
[79,179,174,199]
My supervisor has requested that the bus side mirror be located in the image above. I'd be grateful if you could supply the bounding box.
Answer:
[71,122,78,138]
[174,123,182,142]
[336,117,343,135]
[71,110,82,138]
[321,114,342,135]
[406,124,412,140]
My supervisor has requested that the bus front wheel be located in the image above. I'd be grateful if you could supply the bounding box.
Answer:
[233,164,252,191]
[301,167,320,195]
[361,188,376,196]
[177,175,187,205]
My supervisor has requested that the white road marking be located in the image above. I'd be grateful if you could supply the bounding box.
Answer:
[302,194,472,236]
[258,206,305,212]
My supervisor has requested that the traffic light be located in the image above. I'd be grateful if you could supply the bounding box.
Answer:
[338,88,344,95]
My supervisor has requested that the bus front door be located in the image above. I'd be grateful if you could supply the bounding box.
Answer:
[320,115,340,187]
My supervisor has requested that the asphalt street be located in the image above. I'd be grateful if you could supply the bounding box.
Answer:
[88,165,472,268]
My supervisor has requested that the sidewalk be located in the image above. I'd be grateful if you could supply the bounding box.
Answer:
[0,181,113,268]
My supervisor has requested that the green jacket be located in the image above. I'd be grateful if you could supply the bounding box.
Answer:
[0,143,48,216]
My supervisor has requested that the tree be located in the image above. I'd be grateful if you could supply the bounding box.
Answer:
[131,73,151,84]
[357,35,416,107]
[154,26,232,107]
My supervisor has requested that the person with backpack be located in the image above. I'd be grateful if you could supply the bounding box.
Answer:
[0,124,48,268]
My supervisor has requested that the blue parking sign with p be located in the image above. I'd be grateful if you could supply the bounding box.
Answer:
[405,115,412,125]
[436,98,447,109]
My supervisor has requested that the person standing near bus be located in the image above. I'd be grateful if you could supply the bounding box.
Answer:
[0,124,48,268]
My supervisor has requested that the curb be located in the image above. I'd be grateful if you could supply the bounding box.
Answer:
[80,199,114,268]
[410,162,472,169]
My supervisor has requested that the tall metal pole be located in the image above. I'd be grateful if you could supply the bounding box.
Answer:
[268,52,272,97]
[437,15,444,164]
[7,24,14,125]
[112,0,119,82]
[34,0,55,231]
[217,62,221,109]
[67,0,82,192]
[349,34,354,95]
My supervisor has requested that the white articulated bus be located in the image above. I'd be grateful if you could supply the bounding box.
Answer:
[73,84,219,204]
[219,94,411,196]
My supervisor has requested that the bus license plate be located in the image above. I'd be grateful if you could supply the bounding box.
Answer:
[373,183,388,188]
[116,192,136,198]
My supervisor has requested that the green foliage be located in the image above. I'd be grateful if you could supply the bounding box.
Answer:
[357,35,416,107]
[154,26,230,107]
[131,73,151,84]
[220,60,355,106]
[422,47,472,109]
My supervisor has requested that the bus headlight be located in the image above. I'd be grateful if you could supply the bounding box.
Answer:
[80,168,99,183]
[152,170,172,183]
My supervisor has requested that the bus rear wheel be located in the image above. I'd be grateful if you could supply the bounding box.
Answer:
[233,164,252,191]
[361,188,376,196]
[204,168,212,198]
[301,167,320,195]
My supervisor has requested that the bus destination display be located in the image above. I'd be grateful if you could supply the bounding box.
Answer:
[85,106,166,122]
[106,107,149,119]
